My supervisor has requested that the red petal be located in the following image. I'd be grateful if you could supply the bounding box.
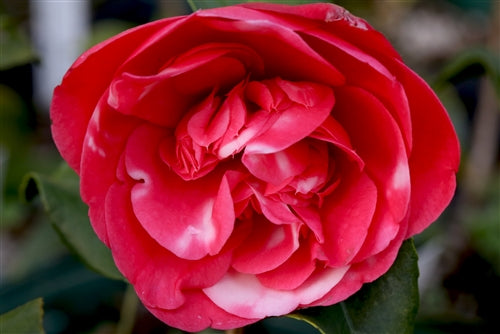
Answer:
[196,9,345,86]
[242,141,310,186]
[146,291,257,332]
[321,173,378,266]
[105,183,233,310]
[293,205,324,243]
[79,97,138,245]
[239,2,373,33]
[245,79,335,154]
[124,124,234,260]
[186,90,226,147]
[257,238,317,290]
[109,43,260,127]
[308,219,408,308]
[50,17,179,172]
[310,116,363,169]
[232,215,300,274]
[203,265,348,319]
[299,33,413,152]
[333,86,410,228]
[390,60,460,236]
[250,186,300,225]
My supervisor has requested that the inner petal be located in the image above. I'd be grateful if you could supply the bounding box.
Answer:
[125,124,234,260]
[231,215,300,274]
[242,141,310,186]
[244,78,335,154]
[256,237,317,290]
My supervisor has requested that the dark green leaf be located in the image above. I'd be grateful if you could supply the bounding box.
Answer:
[0,17,38,70]
[188,0,331,11]
[0,298,45,334]
[21,163,123,281]
[433,48,500,97]
[290,239,419,334]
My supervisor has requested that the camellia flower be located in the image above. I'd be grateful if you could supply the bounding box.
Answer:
[50,2,460,332]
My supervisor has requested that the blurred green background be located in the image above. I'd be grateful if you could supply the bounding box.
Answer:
[1,0,498,333]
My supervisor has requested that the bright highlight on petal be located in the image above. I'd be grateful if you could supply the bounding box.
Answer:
[204,266,349,319]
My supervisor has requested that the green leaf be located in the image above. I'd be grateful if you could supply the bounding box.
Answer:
[0,298,45,334]
[433,48,500,97]
[188,0,331,11]
[0,15,38,70]
[21,163,124,281]
[290,239,419,334]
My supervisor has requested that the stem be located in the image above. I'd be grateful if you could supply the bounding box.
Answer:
[225,328,244,334]
[186,0,198,12]
[116,285,139,334]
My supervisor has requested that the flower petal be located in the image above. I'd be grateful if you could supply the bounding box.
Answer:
[109,43,261,127]
[124,124,234,260]
[333,86,410,229]
[50,17,179,172]
[308,218,408,308]
[245,79,335,154]
[321,173,378,266]
[256,238,317,290]
[80,95,138,245]
[242,141,310,186]
[232,215,300,274]
[390,60,460,236]
[310,115,363,169]
[197,8,345,86]
[146,291,257,332]
[105,183,234,310]
[250,186,300,225]
[299,32,413,152]
[204,265,349,319]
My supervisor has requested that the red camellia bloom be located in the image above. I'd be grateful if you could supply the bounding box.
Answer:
[51,2,460,332]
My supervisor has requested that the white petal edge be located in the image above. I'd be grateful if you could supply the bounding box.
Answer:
[203,265,350,318]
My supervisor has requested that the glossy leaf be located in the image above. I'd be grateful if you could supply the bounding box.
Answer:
[21,163,123,281]
[0,298,45,334]
[290,239,419,334]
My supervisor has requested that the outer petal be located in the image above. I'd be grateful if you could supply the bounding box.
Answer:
[196,8,345,86]
[105,183,234,310]
[203,265,349,319]
[124,124,234,260]
[109,43,263,127]
[389,60,460,236]
[299,32,413,152]
[50,17,180,172]
[229,3,411,150]
[106,178,254,334]
[146,291,257,332]
[332,86,410,256]
[309,217,409,308]
[80,95,138,245]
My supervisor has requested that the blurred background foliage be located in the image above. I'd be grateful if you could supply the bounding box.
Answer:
[0,0,498,333]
